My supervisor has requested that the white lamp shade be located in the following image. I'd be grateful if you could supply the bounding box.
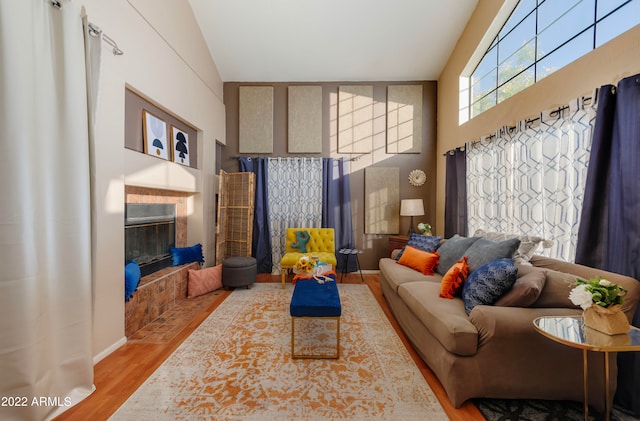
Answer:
[400,199,424,216]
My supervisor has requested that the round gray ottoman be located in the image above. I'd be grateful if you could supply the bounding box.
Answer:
[222,256,257,289]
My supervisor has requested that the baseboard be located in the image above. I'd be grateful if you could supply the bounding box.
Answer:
[93,336,127,365]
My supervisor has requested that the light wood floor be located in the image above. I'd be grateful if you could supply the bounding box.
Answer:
[54,274,485,420]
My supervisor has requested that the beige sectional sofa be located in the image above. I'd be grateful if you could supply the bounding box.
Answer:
[379,249,640,411]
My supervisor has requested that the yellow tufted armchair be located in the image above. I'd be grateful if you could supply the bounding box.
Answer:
[280,228,337,288]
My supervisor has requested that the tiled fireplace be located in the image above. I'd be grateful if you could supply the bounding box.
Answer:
[124,186,195,337]
[125,186,188,248]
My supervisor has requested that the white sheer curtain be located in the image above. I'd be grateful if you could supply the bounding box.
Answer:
[466,98,597,261]
[0,1,99,419]
[267,157,323,274]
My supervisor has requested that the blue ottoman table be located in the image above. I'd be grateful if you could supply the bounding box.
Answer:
[289,276,342,359]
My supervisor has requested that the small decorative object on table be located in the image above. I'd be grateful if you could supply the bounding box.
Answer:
[569,276,629,335]
[417,222,432,236]
[294,256,334,284]
[295,255,315,273]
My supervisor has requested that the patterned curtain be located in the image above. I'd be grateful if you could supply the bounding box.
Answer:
[466,98,597,261]
[267,157,323,274]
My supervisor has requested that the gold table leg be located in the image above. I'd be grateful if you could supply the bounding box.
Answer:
[604,351,611,421]
[583,349,589,421]
[583,350,612,421]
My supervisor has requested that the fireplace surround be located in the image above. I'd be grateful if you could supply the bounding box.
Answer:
[124,186,192,337]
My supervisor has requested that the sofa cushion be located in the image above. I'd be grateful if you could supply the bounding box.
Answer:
[398,281,478,356]
[494,265,547,307]
[462,258,518,314]
[379,257,442,293]
[473,229,553,265]
[397,246,439,275]
[396,233,442,260]
[436,235,481,275]
[465,237,521,273]
[440,256,469,299]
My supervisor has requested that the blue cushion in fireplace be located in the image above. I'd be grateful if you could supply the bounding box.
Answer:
[170,243,204,266]
[124,260,141,302]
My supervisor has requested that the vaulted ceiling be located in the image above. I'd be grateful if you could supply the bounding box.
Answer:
[188,0,478,82]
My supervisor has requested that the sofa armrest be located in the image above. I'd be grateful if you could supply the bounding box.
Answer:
[530,255,640,319]
[469,305,581,345]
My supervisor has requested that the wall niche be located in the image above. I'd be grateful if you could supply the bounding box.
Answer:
[124,88,199,169]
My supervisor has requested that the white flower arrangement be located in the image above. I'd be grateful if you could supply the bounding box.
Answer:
[417,222,432,234]
[568,277,626,310]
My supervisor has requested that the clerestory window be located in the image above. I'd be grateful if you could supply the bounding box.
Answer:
[459,0,640,124]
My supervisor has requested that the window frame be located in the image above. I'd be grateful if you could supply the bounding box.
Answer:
[459,0,637,124]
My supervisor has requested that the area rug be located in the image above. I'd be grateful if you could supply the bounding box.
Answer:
[110,283,448,420]
[475,397,639,420]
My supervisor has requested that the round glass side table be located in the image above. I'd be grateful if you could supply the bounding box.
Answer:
[533,315,640,421]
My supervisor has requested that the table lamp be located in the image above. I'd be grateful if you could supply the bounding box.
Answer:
[400,199,424,236]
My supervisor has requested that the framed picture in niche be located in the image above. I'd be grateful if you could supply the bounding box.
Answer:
[170,126,190,166]
[142,110,169,160]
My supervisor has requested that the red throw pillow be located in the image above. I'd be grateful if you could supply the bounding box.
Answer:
[440,256,469,299]
[187,264,222,298]
[397,246,439,275]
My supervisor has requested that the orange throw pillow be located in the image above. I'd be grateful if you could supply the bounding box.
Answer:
[187,264,222,298]
[397,246,440,275]
[440,256,469,299]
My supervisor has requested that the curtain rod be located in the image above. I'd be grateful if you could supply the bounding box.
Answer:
[48,0,124,56]
[87,23,124,56]
[443,95,593,156]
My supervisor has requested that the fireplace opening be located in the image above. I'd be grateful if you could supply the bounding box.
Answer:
[125,203,176,277]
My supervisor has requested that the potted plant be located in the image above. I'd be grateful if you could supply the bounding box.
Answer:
[569,277,629,335]
[417,222,432,236]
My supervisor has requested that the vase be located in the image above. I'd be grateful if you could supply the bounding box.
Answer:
[583,304,630,335]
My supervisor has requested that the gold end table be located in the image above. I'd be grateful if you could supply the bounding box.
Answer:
[533,316,640,421]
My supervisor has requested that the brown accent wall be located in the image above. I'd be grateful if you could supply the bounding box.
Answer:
[222,81,437,270]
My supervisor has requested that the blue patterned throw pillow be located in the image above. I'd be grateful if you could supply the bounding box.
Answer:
[461,258,518,315]
[395,233,442,260]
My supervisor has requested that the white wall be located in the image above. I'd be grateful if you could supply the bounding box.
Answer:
[80,0,225,360]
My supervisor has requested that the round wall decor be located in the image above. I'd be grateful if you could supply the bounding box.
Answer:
[408,169,426,187]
